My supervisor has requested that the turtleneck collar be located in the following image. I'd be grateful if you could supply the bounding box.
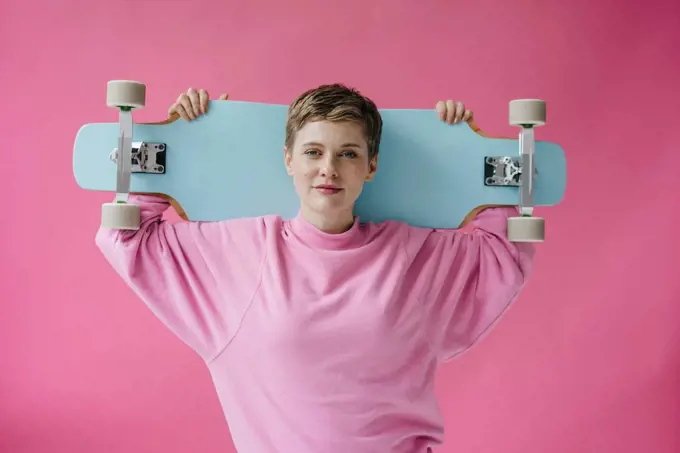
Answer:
[287,210,366,250]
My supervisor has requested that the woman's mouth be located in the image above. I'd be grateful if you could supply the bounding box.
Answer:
[314,185,342,195]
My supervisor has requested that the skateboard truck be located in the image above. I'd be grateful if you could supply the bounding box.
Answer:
[100,80,147,230]
[109,142,166,174]
[484,156,522,187]
[505,99,546,242]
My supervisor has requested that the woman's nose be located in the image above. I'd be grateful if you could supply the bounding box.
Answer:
[319,157,338,178]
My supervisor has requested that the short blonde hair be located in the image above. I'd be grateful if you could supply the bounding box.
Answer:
[285,83,383,159]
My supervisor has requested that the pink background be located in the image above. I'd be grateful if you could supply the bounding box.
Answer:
[2,0,679,452]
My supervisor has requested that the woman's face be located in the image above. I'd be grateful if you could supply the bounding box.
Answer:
[284,120,377,225]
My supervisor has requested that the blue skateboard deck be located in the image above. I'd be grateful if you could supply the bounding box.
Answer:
[73,100,566,229]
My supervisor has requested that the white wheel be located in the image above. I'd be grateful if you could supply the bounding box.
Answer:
[509,99,546,126]
[106,80,146,109]
[507,216,545,242]
[101,202,141,230]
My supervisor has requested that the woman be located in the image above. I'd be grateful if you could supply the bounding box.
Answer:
[96,84,535,453]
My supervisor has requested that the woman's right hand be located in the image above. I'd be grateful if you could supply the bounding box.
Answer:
[168,88,228,121]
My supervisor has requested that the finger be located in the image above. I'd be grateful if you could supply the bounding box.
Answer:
[178,94,195,120]
[187,88,201,118]
[174,103,191,121]
[167,104,179,119]
[168,92,184,118]
[199,89,209,114]
[446,100,455,124]
[454,102,465,123]
[219,93,229,100]
[463,109,473,122]
[435,101,446,121]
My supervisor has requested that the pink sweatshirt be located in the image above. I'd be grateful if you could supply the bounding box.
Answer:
[95,194,535,453]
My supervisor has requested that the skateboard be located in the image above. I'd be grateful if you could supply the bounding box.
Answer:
[73,80,566,242]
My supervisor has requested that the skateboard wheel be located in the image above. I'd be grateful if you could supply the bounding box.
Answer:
[101,202,141,230]
[509,99,546,126]
[106,80,146,109]
[507,216,545,242]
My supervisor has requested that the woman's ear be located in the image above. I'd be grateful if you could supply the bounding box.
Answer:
[283,146,293,175]
[365,155,378,181]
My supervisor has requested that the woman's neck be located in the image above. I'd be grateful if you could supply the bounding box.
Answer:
[300,205,355,234]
